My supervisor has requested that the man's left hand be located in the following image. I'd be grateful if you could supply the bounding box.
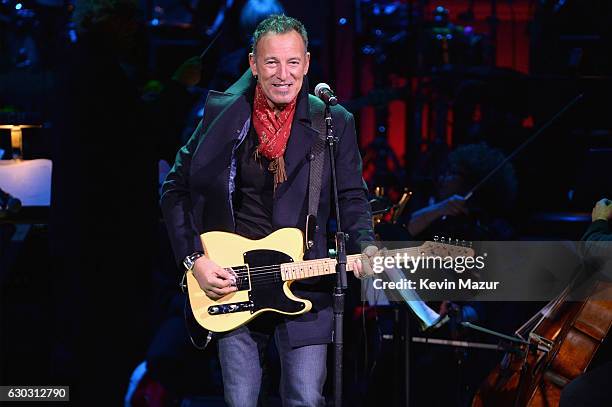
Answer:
[352,245,381,279]
[592,198,612,222]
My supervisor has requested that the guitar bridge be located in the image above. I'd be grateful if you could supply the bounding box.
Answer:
[208,301,254,315]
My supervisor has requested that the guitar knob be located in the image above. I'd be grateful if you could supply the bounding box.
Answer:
[434,235,439,242]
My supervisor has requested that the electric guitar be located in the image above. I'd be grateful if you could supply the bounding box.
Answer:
[187,228,473,332]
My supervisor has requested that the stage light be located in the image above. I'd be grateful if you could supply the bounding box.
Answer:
[0,123,42,160]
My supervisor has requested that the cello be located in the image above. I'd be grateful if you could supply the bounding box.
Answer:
[472,279,612,406]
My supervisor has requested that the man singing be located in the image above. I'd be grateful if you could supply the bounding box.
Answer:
[161,14,375,406]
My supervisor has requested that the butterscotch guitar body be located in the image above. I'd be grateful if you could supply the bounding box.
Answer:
[187,228,312,332]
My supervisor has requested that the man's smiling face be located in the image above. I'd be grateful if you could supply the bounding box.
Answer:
[249,30,310,109]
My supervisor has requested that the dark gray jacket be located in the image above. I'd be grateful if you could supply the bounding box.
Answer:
[161,70,374,347]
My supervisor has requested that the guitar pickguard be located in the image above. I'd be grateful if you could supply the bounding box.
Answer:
[242,249,307,314]
[189,227,311,332]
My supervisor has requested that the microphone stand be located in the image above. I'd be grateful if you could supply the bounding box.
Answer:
[325,102,348,407]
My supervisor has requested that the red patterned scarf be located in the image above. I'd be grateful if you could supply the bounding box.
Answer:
[252,82,297,188]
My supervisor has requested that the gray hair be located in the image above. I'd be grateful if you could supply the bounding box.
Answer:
[251,14,308,55]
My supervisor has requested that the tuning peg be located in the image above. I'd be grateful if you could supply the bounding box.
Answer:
[434,235,439,242]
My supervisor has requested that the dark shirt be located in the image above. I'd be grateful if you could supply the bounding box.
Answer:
[233,125,275,240]
[232,125,282,332]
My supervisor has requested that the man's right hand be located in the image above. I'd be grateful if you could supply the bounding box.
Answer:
[192,255,238,300]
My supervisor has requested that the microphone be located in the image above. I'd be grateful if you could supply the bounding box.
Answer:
[314,83,338,106]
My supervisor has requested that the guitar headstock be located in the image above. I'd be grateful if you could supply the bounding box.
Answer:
[419,237,475,258]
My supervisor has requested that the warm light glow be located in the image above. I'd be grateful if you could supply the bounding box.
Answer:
[10,126,23,160]
[0,124,41,160]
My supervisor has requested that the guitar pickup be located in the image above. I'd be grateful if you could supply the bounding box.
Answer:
[208,301,254,315]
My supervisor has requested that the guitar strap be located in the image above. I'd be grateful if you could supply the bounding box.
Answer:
[306,96,327,253]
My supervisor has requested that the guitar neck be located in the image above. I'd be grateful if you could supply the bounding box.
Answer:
[279,247,423,281]
[279,255,357,281]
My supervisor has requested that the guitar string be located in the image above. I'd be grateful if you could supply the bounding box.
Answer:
[230,268,339,283]
[227,260,353,277]
[190,267,338,288]
[224,247,426,276]
[194,246,467,294]
[210,270,339,290]
[230,262,349,276]
[247,268,336,281]
[228,257,355,273]
[218,265,341,287]
[228,255,425,279]
[223,252,460,288]
[199,247,450,287]
[227,261,368,287]
[233,260,424,288]
[228,265,352,282]
[238,272,335,288]
[211,249,432,287]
